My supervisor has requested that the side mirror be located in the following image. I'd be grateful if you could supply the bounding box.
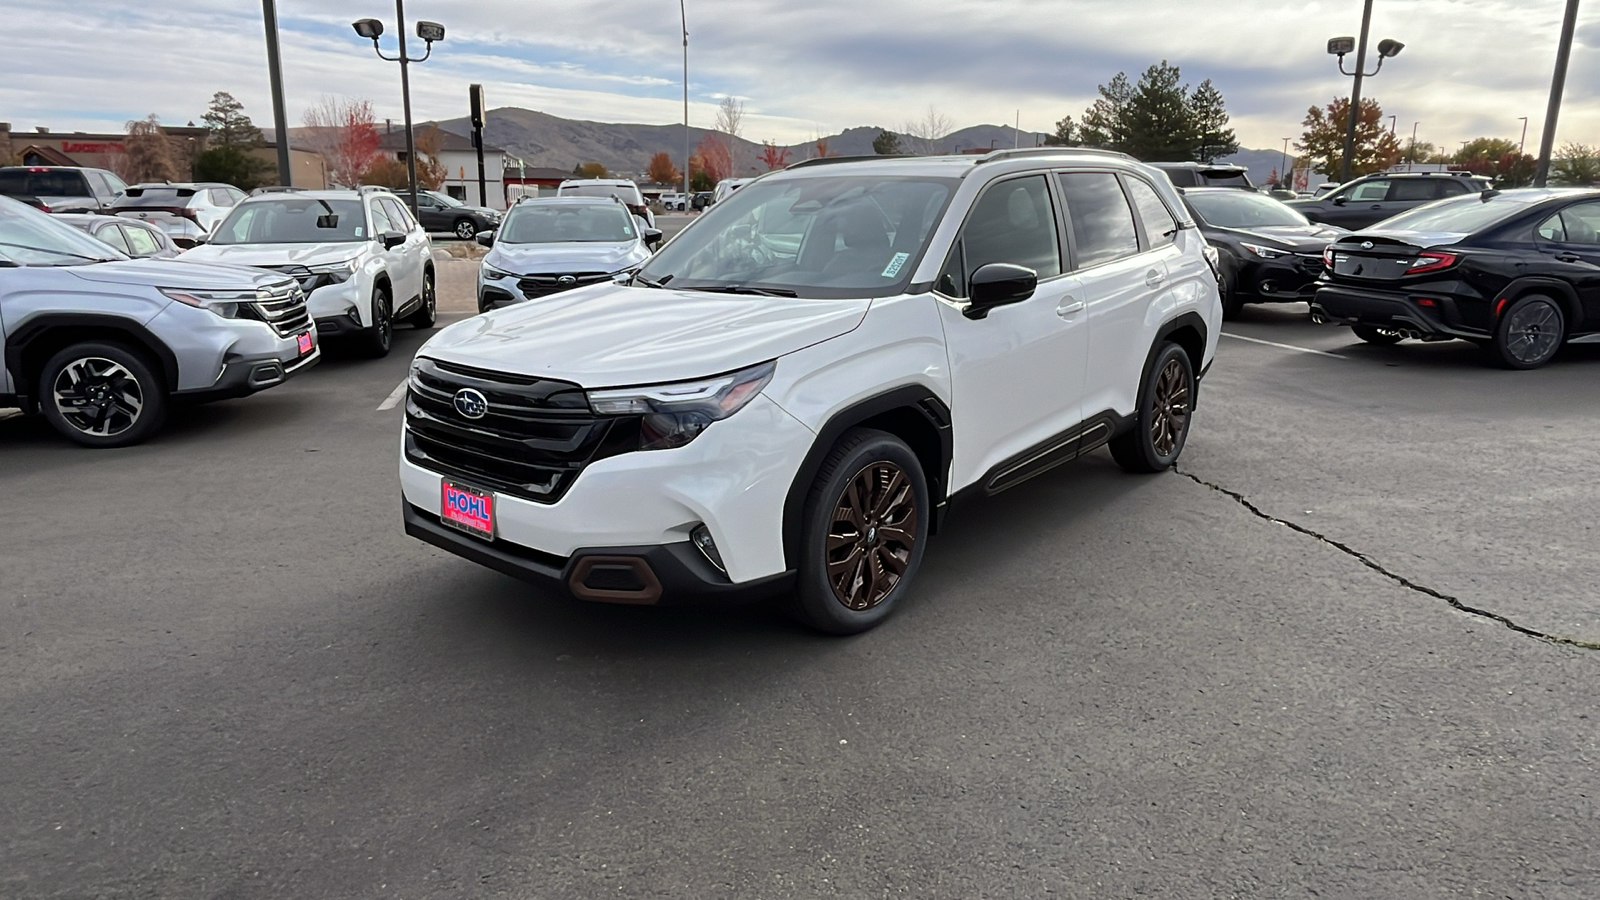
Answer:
[964,263,1037,320]
[1331,196,1348,206]
[475,230,495,248]
[382,231,406,250]
[643,227,663,251]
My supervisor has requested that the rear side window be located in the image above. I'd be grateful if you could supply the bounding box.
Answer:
[959,175,1062,281]
[1124,177,1178,248]
[95,222,132,253]
[1058,172,1139,268]
[0,170,91,197]
[1162,169,1197,187]
[1559,202,1600,245]
[124,224,162,256]
[1389,180,1441,202]
[1439,179,1472,196]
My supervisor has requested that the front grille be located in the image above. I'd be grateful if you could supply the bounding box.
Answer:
[241,283,311,337]
[517,272,612,301]
[404,358,640,503]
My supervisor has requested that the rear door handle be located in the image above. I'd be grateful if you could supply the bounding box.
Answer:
[1056,298,1085,317]
[1145,270,1165,288]
[1555,252,1582,263]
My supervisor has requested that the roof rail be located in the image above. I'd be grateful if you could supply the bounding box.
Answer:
[248,185,302,195]
[974,147,1137,165]
[785,155,911,171]
[358,184,395,194]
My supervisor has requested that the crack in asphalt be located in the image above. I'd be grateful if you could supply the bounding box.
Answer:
[1175,468,1600,652]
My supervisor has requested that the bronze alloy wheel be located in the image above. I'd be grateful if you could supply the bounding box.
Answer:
[825,461,919,611]
[1149,357,1191,457]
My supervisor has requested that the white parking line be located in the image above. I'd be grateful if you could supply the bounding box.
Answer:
[1221,332,1347,359]
[377,379,409,411]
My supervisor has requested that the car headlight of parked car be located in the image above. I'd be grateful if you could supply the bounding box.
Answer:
[308,258,358,283]
[158,287,258,319]
[1240,242,1286,259]
[586,361,776,450]
[482,262,517,281]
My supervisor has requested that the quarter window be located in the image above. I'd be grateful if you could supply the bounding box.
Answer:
[1058,172,1139,268]
[1124,177,1177,248]
[957,175,1062,284]
[1536,214,1566,242]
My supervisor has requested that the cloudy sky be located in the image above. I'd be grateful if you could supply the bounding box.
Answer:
[2,0,1595,154]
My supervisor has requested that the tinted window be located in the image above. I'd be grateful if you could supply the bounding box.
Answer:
[113,187,197,208]
[959,175,1061,280]
[1186,191,1310,228]
[1059,172,1139,268]
[1347,180,1391,202]
[211,198,368,244]
[1124,177,1177,247]
[1389,180,1440,202]
[501,204,635,243]
[1439,179,1472,196]
[1198,171,1251,189]
[1559,202,1600,245]
[0,170,91,197]
[124,223,162,256]
[1162,169,1197,187]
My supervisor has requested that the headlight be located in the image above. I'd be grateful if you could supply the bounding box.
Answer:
[159,287,256,318]
[308,258,358,283]
[586,361,776,450]
[1241,242,1286,259]
[482,262,516,280]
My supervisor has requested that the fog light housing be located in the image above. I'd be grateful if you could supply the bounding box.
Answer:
[690,524,725,573]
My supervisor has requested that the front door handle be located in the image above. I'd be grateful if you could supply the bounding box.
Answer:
[1555,252,1582,263]
[1056,298,1085,317]
[1145,270,1165,288]
[1369,204,1384,209]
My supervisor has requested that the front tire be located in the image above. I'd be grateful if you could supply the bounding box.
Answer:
[359,284,393,358]
[1110,342,1195,474]
[1219,270,1244,320]
[453,219,476,240]
[792,428,929,635]
[406,266,438,329]
[1488,294,1565,369]
[39,342,168,448]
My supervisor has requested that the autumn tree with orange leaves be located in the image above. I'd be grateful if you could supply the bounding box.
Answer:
[759,141,791,171]
[647,151,681,184]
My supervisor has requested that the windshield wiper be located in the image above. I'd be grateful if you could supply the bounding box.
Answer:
[633,273,674,289]
[684,284,798,297]
[0,241,116,263]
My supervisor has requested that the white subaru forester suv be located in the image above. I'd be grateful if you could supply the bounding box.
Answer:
[401,149,1221,633]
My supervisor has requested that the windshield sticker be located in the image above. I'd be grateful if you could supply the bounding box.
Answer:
[881,252,910,278]
[354,227,364,237]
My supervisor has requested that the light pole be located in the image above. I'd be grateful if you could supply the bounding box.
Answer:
[1280,137,1291,187]
[1517,116,1529,154]
[680,0,691,206]
[1535,0,1579,187]
[1327,0,1404,182]
[261,0,293,186]
[352,3,445,214]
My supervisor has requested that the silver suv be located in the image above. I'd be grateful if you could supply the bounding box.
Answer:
[0,197,318,447]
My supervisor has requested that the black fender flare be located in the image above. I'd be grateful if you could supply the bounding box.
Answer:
[5,313,179,405]
[1123,311,1209,424]
[1492,276,1582,327]
[780,385,953,568]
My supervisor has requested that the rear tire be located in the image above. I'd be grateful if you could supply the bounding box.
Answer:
[1110,342,1195,474]
[359,284,393,358]
[453,219,476,240]
[1488,294,1564,369]
[406,267,438,329]
[792,428,929,635]
[38,342,168,448]
[1353,325,1403,346]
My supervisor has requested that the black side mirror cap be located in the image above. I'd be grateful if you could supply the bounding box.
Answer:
[1331,196,1348,206]
[475,230,495,247]
[382,231,406,250]
[964,263,1038,320]
[643,227,663,250]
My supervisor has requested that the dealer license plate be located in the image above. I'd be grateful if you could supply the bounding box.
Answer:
[441,481,496,540]
[296,332,314,355]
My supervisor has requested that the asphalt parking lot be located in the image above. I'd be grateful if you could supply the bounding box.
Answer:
[4,290,1598,896]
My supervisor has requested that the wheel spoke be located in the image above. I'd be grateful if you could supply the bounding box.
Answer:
[872,470,906,518]
[876,546,908,577]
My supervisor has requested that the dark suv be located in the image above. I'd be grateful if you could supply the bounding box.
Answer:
[1289,171,1493,230]
[0,166,128,213]
[1149,162,1256,191]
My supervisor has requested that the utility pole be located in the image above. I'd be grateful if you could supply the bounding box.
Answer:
[1280,137,1291,186]
[394,0,418,213]
[1409,121,1420,167]
[1518,116,1529,154]
[261,0,293,186]
[1339,0,1375,183]
[1535,0,1580,186]
[680,0,691,205]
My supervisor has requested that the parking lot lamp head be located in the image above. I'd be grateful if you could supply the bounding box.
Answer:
[416,20,445,43]
[1377,38,1404,58]
[352,18,383,41]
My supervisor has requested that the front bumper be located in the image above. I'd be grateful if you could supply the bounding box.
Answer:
[1241,255,1324,302]
[174,334,319,401]
[399,392,816,594]
[307,281,364,328]
[1312,284,1490,340]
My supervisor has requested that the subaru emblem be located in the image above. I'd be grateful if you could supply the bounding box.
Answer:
[453,388,489,419]
[1360,241,1374,250]
[558,275,577,285]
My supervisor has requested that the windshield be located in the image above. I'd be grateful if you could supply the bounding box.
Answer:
[1188,191,1310,228]
[0,169,90,197]
[210,198,368,244]
[636,174,956,299]
[428,190,465,208]
[1369,194,1533,234]
[0,198,128,265]
[561,183,644,205]
[500,203,636,244]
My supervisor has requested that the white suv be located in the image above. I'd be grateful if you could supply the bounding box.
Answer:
[182,187,435,357]
[401,150,1221,633]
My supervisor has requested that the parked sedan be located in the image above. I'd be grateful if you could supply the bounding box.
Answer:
[405,190,500,240]
[1182,188,1345,318]
[55,214,181,259]
[474,197,660,313]
[1312,187,1600,368]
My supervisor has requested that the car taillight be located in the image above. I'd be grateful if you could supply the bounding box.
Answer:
[1323,247,1336,268]
[1408,251,1458,275]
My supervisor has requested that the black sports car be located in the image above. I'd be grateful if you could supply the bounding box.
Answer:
[1312,187,1600,369]
[1181,187,1347,319]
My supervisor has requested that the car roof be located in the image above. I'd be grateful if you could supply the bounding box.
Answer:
[560,178,638,185]
[512,196,624,207]
[765,148,1162,184]
[1147,161,1247,171]
[242,189,372,201]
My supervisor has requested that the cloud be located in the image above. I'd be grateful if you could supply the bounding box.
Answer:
[2,0,1596,152]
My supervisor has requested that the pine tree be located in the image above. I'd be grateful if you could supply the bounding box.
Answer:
[1076,64,1239,162]
[202,92,261,148]
[872,130,902,155]
[1043,115,1078,147]
[1188,80,1238,162]
[1079,73,1134,149]
[1122,62,1192,161]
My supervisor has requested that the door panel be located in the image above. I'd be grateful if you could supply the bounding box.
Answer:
[1546,202,1600,328]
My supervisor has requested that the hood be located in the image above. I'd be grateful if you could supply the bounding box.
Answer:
[1345,229,1471,248]
[67,258,295,290]
[1220,223,1347,250]
[178,242,367,267]
[485,240,647,275]
[421,284,870,387]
